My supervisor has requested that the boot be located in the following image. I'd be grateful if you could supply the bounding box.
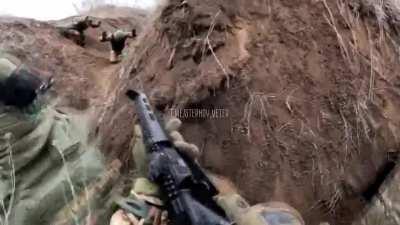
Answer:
[110,51,119,63]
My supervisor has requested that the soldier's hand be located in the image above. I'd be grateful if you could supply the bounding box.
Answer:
[110,210,141,225]
[122,117,200,225]
[110,208,168,225]
[165,117,201,160]
[131,116,201,177]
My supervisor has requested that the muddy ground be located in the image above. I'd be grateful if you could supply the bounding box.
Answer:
[2,0,400,224]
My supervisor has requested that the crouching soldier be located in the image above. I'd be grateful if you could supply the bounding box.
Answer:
[99,29,136,63]
[0,52,105,225]
[58,16,101,46]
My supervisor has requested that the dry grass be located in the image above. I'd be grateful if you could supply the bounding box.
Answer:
[242,90,276,141]
[0,133,16,225]
[323,0,353,67]
[203,10,231,88]
[357,0,400,26]
[366,25,376,101]
[339,109,353,159]
[323,0,396,149]
[285,87,298,115]
[327,0,399,77]
[327,184,343,215]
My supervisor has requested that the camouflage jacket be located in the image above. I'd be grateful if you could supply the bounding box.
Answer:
[0,103,105,225]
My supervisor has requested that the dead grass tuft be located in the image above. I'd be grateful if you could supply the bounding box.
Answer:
[327,184,343,215]
[203,10,231,88]
[242,90,276,141]
[0,133,16,225]
[323,0,353,67]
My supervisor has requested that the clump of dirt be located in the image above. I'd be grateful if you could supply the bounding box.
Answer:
[99,0,400,224]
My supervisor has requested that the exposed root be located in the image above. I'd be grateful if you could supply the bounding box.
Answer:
[204,10,231,88]
[355,92,372,144]
[339,109,353,159]
[338,0,359,49]
[167,47,176,70]
[285,88,298,114]
[327,185,343,215]
[242,90,276,141]
[299,120,317,139]
[305,200,325,217]
[365,25,376,102]
[277,121,292,133]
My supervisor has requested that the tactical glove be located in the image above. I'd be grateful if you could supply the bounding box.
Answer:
[111,117,199,225]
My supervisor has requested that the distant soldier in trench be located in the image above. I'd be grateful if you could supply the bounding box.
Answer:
[58,16,101,46]
[99,29,137,63]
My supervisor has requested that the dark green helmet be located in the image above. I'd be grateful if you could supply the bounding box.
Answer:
[0,54,49,108]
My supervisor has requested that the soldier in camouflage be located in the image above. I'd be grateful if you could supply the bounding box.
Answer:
[0,52,105,225]
[58,16,102,46]
[99,29,137,63]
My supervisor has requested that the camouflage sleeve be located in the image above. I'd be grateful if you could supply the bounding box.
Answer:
[0,107,106,225]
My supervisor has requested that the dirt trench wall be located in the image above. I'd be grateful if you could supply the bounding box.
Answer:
[100,0,400,224]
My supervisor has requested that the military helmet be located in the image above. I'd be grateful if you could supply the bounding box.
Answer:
[113,30,127,40]
[0,53,50,108]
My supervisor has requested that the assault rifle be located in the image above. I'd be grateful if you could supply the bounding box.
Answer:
[126,90,231,225]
